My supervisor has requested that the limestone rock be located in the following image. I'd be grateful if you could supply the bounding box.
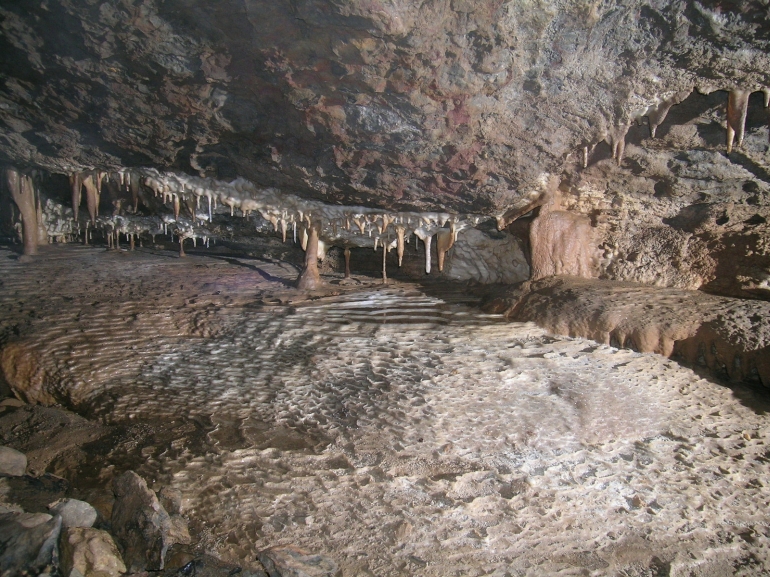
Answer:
[59,526,126,577]
[0,446,27,477]
[258,546,340,577]
[49,498,98,528]
[0,510,62,576]
[111,470,174,571]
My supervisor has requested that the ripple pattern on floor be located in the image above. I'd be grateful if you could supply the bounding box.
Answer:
[1,246,769,576]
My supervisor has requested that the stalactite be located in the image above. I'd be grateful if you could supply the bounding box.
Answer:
[83,175,99,225]
[436,224,455,272]
[70,173,82,222]
[414,229,432,274]
[396,226,405,266]
[647,90,691,137]
[727,89,750,154]
[582,146,588,169]
[173,195,180,219]
[607,125,630,166]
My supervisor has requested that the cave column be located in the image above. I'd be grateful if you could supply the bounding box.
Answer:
[6,168,39,257]
[344,247,351,278]
[296,225,322,290]
[382,241,387,284]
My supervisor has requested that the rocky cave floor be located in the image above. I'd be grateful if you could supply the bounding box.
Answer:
[1,244,770,576]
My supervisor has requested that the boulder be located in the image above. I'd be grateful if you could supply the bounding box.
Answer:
[258,546,340,577]
[0,510,61,576]
[111,470,174,571]
[0,446,27,477]
[59,526,126,577]
[49,498,98,528]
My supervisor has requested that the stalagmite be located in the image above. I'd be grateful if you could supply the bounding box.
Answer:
[296,225,322,290]
[6,168,38,257]
[396,226,405,266]
[83,175,99,225]
[529,194,595,280]
[70,173,82,221]
[727,89,750,153]
[582,146,588,169]
[436,225,455,272]
[344,247,351,278]
[179,236,186,257]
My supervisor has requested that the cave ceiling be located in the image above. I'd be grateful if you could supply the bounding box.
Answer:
[1,0,770,215]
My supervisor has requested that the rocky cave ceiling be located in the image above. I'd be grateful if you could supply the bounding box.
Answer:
[2,0,770,216]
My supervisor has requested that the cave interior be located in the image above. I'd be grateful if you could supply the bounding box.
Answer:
[1,1,770,576]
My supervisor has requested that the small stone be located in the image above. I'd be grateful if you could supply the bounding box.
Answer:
[60,526,127,577]
[49,498,98,528]
[0,510,61,575]
[258,546,340,577]
[0,445,27,477]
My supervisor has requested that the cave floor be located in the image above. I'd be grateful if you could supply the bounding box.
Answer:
[1,245,770,576]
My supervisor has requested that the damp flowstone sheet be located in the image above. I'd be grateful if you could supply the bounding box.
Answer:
[1,246,769,576]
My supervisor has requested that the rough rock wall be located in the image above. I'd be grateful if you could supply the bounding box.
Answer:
[444,227,529,284]
[2,1,770,215]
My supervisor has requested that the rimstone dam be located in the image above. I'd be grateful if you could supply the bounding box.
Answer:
[1,1,770,576]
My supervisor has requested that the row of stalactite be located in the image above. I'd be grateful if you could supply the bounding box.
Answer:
[581,87,768,168]
[3,167,460,287]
